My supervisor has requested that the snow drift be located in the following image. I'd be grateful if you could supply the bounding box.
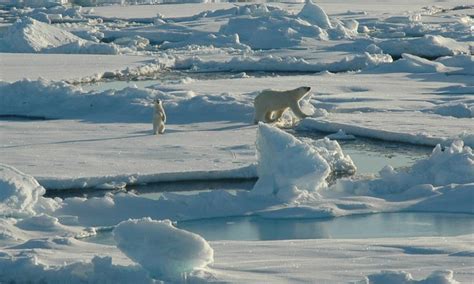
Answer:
[0,164,56,218]
[0,18,118,54]
[252,123,331,202]
[364,270,459,284]
[334,140,474,214]
[377,35,469,58]
[297,0,332,29]
[0,79,156,122]
[113,218,213,281]
[172,53,392,73]
[0,79,254,123]
[218,2,360,49]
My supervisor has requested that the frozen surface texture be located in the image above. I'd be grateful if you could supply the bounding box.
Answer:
[0,1,473,283]
[0,18,119,54]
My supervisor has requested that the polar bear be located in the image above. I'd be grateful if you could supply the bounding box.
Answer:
[253,86,312,124]
[152,99,166,135]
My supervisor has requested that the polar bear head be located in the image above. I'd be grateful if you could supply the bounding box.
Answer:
[154,98,162,106]
[292,86,311,100]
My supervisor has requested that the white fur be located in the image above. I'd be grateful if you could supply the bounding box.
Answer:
[253,86,312,124]
[153,100,166,135]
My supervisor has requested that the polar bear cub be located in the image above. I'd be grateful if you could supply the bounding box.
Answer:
[253,86,312,124]
[153,99,166,135]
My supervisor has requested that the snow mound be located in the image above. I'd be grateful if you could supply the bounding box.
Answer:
[252,123,330,202]
[0,79,254,124]
[173,53,392,73]
[0,79,156,122]
[0,255,153,283]
[326,129,356,140]
[405,141,474,186]
[300,137,357,175]
[220,13,325,49]
[0,17,118,54]
[219,2,356,49]
[364,270,459,284]
[432,103,473,118]
[377,35,469,58]
[337,140,474,196]
[436,55,474,75]
[113,218,214,281]
[373,53,449,73]
[16,214,60,231]
[0,164,47,218]
[297,0,332,29]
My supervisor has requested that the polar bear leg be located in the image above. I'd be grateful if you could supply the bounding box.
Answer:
[153,120,158,135]
[254,106,268,123]
[289,101,308,119]
[264,111,276,123]
[158,122,165,134]
[272,108,286,121]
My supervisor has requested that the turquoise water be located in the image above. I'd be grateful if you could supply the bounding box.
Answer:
[294,130,432,175]
[82,212,474,244]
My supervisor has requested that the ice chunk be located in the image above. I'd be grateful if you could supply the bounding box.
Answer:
[326,129,356,140]
[364,270,459,284]
[113,218,214,281]
[432,103,473,118]
[0,255,153,283]
[301,137,357,175]
[297,0,332,29]
[373,53,449,73]
[172,53,392,73]
[252,123,330,202]
[337,141,474,196]
[377,35,469,58]
[16,214,60,231]
[0,164,47,217]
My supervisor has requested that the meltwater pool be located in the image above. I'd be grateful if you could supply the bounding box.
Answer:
[83,212,474,244]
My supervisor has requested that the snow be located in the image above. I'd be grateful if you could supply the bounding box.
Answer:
[0,17,118,54]
[377,35,469,58]
[0,164,56,218]
[334,140,474,198]
[299,112,474,148]
[365,270,459,284]
[431,103,474,118]
[209,236,473,283]
[0,53,155,83]
[0,0,473,282]
[171,52,392,73]
[252,123,330,202]
[326,129,356,140]
[301,136,356,174]
[297,0,332,29]
[113,218,213,281]
[373,53,450,73]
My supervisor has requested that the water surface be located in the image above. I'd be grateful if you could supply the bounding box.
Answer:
[83,212,474,245]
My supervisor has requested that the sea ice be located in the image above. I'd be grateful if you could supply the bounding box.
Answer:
[0,164,57,218]
[252,123,330,202]
[113,217,213,281]
[364,269,459,284]
[0,17,118,54]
